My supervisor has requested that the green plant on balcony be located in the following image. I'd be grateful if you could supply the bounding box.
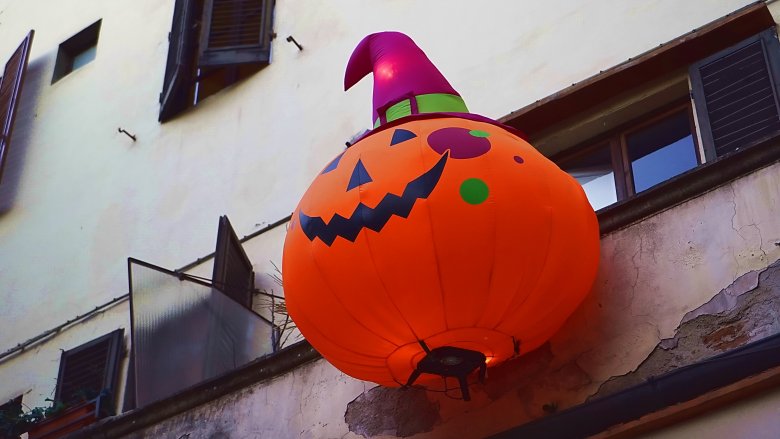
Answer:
[0,388,113,439]
[0,398,67,438]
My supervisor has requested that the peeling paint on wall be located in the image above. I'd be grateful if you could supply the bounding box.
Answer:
[345,386,440,437]
[592,258,780,399]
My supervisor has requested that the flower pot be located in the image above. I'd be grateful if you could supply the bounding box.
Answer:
[26,400,99,439]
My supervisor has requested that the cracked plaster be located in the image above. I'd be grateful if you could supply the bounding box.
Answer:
[592,258,780,399]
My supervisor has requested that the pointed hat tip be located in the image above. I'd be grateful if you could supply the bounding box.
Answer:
[344,32,463,123]
[344,32,409,91]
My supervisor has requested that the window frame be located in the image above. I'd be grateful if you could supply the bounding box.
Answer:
[619,102,702,196]
[555,99,700,209]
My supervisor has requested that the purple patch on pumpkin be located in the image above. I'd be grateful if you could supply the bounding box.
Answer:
[514,155,524,164]
[427,127,491,159]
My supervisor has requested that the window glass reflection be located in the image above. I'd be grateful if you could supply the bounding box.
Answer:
[561,144,617,210]
[627,111,698,193]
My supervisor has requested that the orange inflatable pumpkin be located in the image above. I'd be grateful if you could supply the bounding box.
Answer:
[283,32,599,399]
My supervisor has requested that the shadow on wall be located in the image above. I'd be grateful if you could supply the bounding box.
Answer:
[0,55,48,214]
[343,343,580,438]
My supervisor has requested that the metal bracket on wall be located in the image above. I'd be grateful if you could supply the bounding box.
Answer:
[286,35,303,51]
[118,127,137,142]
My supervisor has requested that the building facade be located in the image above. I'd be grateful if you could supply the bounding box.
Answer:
[1,0,779,438]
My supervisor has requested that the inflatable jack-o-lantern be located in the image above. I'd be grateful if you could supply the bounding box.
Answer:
[283,32,599,400]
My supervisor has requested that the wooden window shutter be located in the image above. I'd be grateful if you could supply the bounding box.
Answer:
[690,28,780,160]
[198,0,275,68]
[212,215,254,307]
[159,0,198,122]
[55,329,124,408]
[0,31,34,184]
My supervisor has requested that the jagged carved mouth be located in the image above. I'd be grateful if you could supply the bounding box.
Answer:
[299,152,449,246]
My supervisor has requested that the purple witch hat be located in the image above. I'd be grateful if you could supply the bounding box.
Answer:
[344,32,470,127]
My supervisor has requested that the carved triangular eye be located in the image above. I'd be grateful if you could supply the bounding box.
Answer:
[347,159,373,191]
[321,152,344,175]
[390,129,416,146]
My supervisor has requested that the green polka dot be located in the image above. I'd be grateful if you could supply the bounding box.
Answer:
[460,178,489,204]
[469,129,490,138]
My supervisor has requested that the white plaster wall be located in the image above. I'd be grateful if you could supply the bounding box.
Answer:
[0,0,766,420]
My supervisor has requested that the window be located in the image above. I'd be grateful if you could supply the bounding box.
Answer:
[558,103,700,210]
[501,3,780,215]
[554,26,780,211]
[0,31,33,186]
[52,20,101,84]
[159,0,275,122]
[626,110,698,192]
[56,329,124,409]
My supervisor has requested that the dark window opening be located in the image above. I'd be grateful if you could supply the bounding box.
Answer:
[55,329,124,410]
[52,20,101,84]
[159,0,275,122]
